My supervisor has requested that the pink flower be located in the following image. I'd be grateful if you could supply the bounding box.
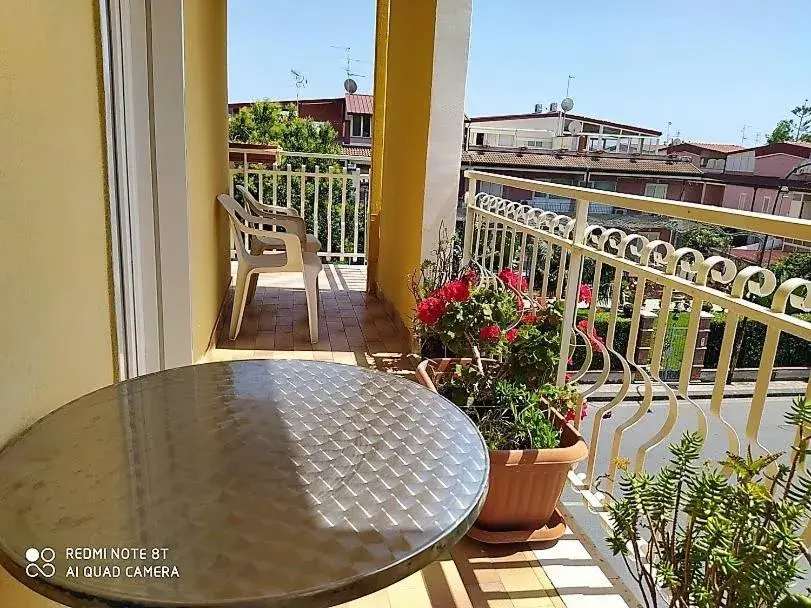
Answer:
[565,372,573,383]
[479,324,501,342]
[577,319,589,332]
[567,358,574,365]
[521,313,537,325]
[416,297,446,325]
[498,268,528,292]
[437,280,470,303]
[505,328,518,342]
[578,283,593,305]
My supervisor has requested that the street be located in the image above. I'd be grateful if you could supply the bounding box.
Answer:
[562,395,810,604]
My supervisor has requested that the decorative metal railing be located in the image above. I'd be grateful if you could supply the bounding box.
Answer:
[461,169,811,538]
[229,147,371,263]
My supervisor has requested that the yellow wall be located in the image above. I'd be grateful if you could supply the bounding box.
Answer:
[183,0,231,360]
[0,0,113,604]
[375,0,437,326]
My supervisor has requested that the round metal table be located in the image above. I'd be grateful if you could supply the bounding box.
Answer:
[0,360,488,608]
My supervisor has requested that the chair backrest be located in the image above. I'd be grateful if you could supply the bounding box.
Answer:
[236,184,295,217]
[217,194,304,270]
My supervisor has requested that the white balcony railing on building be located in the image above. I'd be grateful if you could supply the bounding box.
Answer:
[229,147,371,263]
[467,126,660,154]
[461,170,811,540]
[585,134,659,154]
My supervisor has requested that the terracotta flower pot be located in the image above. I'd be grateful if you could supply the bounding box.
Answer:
[416,358,588,543]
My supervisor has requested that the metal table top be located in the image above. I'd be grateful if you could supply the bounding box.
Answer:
[0,360,488,608]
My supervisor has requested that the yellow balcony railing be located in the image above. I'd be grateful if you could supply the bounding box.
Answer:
[461,169,811,538]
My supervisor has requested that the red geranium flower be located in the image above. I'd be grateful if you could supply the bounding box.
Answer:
[577,319,589,332]
[416,297,446,325]
[460,269,478,286]
[479,324,500,342]
[497,268,528,292]
[578,283,593,305]
[565,403,588,423]
[437,280,470,303]
[565,371,573,383]
[521,312,537,325]
[505,328,518,342]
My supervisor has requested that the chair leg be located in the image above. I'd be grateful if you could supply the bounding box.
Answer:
[304,270,319,344]
[246,274,259,304]
[229,268,250,340]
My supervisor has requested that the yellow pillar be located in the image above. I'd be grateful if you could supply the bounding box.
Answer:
[366,0,389,293]
[183,0,231,360]
[372,0,472,334]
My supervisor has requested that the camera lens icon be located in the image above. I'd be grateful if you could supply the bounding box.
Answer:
[25,547,55,578]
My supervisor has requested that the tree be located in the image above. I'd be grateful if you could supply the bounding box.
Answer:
[680,226,732,256]
[767,101,811,144]
[767,119,794,144]
[771,252,811,283]
[228,100,341,155]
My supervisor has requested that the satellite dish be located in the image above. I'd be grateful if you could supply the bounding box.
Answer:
[672,138,682,145]
[344,78,358,94]
[561,97,574,112]
[567,120,583,135]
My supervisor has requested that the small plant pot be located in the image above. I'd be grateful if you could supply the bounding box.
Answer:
[416,358,588,544]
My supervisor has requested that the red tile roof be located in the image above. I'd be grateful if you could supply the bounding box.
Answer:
[345,94,374,115]
[683,142,744,153]
[461,150,702,175]
[340,145,372,158]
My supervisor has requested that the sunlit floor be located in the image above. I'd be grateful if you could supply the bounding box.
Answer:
[207,264,635,608]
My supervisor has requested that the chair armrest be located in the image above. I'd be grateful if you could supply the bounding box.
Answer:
[244,210,307,241]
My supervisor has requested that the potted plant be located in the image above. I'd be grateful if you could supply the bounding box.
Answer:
[604,396,811,608]
[414,265,589,543]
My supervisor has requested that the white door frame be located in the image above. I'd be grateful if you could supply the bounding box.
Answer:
[99,0,195,378]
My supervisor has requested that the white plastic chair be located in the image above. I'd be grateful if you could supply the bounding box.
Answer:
[218,194,323,343]
[235,184,321,254]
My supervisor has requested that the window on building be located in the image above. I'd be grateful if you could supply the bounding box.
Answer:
[602,126,621,135]
[700,158,708,167]
[351,114,371,138]
[497,134,515,147]
[478,182,503,197]
[738,192,747,209]
[474,132,485,146]
[526,139,552,149]
[582,122,600,133]
[762,196,771,213]
[645,183,667,199]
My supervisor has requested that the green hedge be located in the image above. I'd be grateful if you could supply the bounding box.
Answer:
[570,311,631,371]
[704,313,811,369]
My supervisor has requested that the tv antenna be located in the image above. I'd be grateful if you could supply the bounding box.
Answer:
[290,69,308,113]
[565,74,575,98]
[331,45,366,93]
[740,123,750,145]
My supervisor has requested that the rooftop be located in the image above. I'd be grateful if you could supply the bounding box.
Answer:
[345,93,374,115]
[467,112,661,136]
[461,149,702,176]
[679,142,745,153]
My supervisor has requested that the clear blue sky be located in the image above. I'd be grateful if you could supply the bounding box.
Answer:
[228,0,810,144]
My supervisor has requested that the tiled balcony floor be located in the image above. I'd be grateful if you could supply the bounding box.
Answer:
[207,264,635,608]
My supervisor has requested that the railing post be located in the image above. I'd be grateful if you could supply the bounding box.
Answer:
[461,176,477,265]
[692,311,713,381]
[556,197,589,385]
